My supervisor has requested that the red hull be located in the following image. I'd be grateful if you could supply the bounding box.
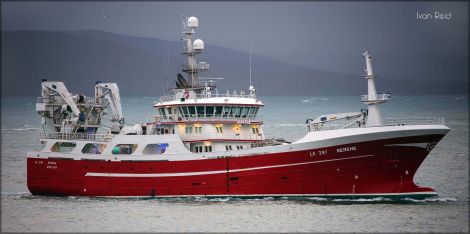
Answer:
[27,134,445,198]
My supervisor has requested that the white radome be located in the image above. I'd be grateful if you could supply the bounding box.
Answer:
[188,16,199,27]
[193,39,204,50]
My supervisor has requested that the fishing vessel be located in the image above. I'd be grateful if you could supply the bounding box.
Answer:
[27,16,449,199]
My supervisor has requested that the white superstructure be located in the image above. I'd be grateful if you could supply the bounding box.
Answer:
[150,16,266,153]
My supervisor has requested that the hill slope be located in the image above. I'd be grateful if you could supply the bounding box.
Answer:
[1,30,466,97]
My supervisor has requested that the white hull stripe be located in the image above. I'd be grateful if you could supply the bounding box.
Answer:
[384,143,429,148]
[93,191,437,198]
[85,154,374,177]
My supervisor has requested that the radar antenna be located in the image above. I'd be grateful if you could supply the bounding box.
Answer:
[181,16,210,88]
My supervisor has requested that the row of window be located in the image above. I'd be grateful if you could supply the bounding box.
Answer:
[194,145,213,153]
[185,126,203,134]
[158,106,260,119]
[225,145,245,151]
[49,142,169,155]
[184,125,260,135]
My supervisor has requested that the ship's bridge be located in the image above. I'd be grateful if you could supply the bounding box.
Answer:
[153,92,264,124]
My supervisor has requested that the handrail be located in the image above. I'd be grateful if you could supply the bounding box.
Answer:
[182,63,210,71]
[309,117,445,132]
[159,93,257,103]
[361,93,391,102]
[39,132,114,142]
[382,117,445,126]
[152,115,263,124]
[180,133,264,142]
[37,96,108,105]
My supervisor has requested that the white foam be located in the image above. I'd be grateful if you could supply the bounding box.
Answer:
[403,197,458,202]
[301,98,317,103]
[7,128,40,131]
[276,124,305,127]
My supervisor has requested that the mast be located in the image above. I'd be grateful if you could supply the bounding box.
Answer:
[249,39,252,87]
[164,51,170,96]
[181,16,209,88]
[361,50,390,127]
[248,39,256,96]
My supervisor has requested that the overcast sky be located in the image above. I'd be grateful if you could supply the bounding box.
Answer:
[2,1,468,84]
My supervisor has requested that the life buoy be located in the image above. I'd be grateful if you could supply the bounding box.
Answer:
[184,91,190,99]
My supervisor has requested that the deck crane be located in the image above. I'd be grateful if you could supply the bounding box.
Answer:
[38,81,85,133]
[94,81,124,132]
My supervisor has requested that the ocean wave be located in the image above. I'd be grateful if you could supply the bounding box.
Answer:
[402,197,458,203]
[301,98,317,103]
[194,197,231,202]
[305,197,328,201]
[301,97,329,103]
[275,124,305,127]
[1,191,32,198]
[330,197,392,202]
[5,128,41,131]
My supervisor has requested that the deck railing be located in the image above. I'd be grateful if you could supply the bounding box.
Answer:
[37,96,108,105]
[309,117,445,132]
[39,132,114,142]
[361,93,391,102]
[180,133,265,142]
[152,115,263,124]
[382,117,445,126]
[159,93,257,103]
[182,63,210,72]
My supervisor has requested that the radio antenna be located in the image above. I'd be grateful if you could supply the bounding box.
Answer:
[249,38,252,87]
[164,51,170,96]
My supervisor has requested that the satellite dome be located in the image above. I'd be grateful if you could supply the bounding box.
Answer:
[188,16,199,28]
[193,39,204,50]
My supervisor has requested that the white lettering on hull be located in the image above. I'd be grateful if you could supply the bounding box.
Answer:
[336,146,357,153]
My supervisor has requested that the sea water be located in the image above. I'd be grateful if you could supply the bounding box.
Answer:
[1,95,468,232]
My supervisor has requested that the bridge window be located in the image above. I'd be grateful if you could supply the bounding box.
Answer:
[225,145,233,151]
[235,106,242,118]
[188,106,196,117]
[51,142,76,153]
[222,106,231,117]
[112,144,138,155]
[158,108,166,119]
[216,126,224,133]
[181,106,189,118]
[215,106,223,117]
[143,143,169,154]
[248,107,256,118]
[82,143,106,154]
[185,126,193,134]
[195,126,202,134]
[196,106,205,118]
[206,106,214,117]
[253,107,259,117]
[241,107,249,118]
[252,127,259,134]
